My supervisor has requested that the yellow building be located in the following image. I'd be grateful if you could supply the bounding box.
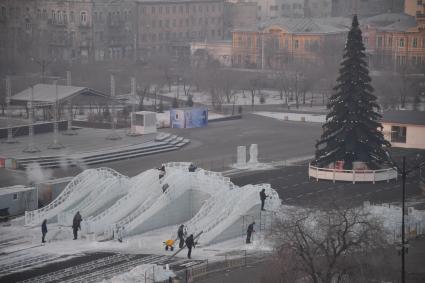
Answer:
[231,18,348,69]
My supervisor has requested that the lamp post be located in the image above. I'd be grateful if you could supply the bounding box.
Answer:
[386,153,425,283]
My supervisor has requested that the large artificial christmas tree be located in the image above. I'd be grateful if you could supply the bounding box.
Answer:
[314,15,390,170]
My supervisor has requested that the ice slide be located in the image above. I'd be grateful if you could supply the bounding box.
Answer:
[83,169,162,236]
[185,184,281,245]
[25,168,126,226]
[122,168,234,237]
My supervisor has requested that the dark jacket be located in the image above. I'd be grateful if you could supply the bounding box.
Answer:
[41,220,47,233]
[178,225,184,238]
[247,223,255,234]
[72,212,82,229]
[260,190,267,201]
[185,235,195,248]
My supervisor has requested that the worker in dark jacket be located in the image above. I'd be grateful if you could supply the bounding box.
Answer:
[177,224,185,248]
[41,219,48,243]
[260,189,268,211]
[185,234,196,259]
[72,211,82,240]
[246,222,255,244]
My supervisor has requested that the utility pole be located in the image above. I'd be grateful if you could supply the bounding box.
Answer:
[63,71,77,135]
[106,73,121,140]
[387,153,425,283]
[127,77,138,136]
[47,80,65,149]
[3,76,18,143]
[23,86,41,153]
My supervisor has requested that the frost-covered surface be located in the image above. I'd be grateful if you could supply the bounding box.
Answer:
[101,264,174,283]
[3,164,425,279]
[254,111,326,123]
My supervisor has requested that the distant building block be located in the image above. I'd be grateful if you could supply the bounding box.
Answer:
[237,146,247,166]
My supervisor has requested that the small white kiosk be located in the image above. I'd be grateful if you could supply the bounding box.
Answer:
[130,111,157,135]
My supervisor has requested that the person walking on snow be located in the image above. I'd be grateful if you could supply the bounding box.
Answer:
[177,224,185,248]
[185,234,196,259]
[260,189,268,211]
[246,222,255,244]
[41,219,48,243]
[72,211,82,240]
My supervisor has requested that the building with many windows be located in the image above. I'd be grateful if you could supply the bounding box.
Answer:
[231,18,347,69]
[361,6,425,71]
[135,0,224,60]
[0,0,135,63]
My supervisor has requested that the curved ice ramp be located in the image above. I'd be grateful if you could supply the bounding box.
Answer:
[186,184,280,245]
[82,169,161,235]
[58,172,130,226]
[25,168,124,226]
[123,168,233,237]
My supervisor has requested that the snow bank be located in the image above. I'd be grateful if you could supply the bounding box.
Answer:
[102,264,174,283]
[254,111,326,123]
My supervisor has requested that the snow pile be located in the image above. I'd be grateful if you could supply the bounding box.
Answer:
[254,111,326,123]
[102,264,174,283]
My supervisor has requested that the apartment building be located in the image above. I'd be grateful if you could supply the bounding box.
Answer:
[361,9,425,71]
[135,0,225,60]
[331,0,404,17]
[231,18,347,69]
[253,0,332,21]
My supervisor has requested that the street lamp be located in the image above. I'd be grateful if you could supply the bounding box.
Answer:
[386,152,425,283]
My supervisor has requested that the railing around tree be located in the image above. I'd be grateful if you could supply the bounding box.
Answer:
[308,164,398,183]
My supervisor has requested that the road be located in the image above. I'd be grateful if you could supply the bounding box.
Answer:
[1,113,322,185]
[230,166,423,207]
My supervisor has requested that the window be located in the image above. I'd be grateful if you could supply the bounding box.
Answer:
[13,193,18,200]
[172,19,176,27]
[172,6,176,13]
[294,40,299,48]
[179,6,183,13]
[70,11,74,22]
[377,36,382,48]
[166,6,169,14]
[247,36,252,48]
[399,38,404,47]
[391,126,406,143]
[413,37,418,48]
[152,7,155,14]
[37,9,41,18]
[159,7,162,14]
[80,11,87,24]
[1,6,5,18]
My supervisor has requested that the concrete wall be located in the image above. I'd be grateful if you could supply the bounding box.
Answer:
[382,123,425,149]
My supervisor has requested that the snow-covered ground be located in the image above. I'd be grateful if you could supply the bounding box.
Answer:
[159,85,327,108]
[2,163,425,281]
[253,111,326,123]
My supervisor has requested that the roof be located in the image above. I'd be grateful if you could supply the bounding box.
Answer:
[235,17,349,34]
[382,110,425,126]
[137,0,222,3]
[0,185,35,197]
[378,16,417,32]
[12,84,107,104]
[361,13,414,28]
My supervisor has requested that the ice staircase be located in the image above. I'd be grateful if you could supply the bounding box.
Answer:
[16,133,190,169]
[25,167,125,227]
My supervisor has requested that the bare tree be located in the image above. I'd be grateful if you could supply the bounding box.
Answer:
[269,203,388,283]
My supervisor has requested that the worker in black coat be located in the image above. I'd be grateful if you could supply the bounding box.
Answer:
[185,234,196,259]
[260,189,268,211]
[72,211,82,240]
[41,219,48,243]
[177,224,185,248]
[246,222,255,244]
